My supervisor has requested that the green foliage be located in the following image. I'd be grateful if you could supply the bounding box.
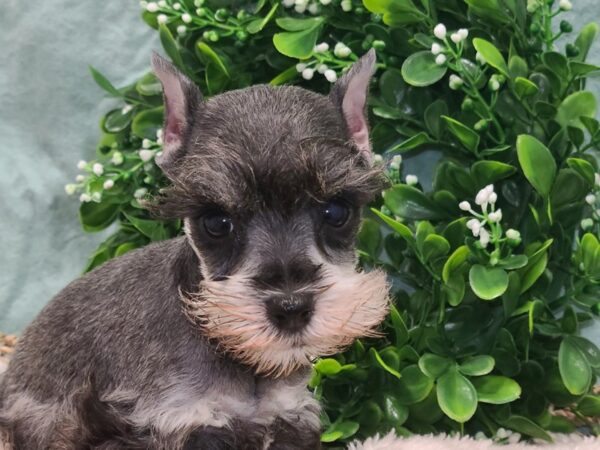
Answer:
[66,0,600,445]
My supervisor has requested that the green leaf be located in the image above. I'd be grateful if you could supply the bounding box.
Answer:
[437,368,478,423]
[269,66,298,85]
[273,18,323,59]
[383,185,444,221]
[383,394,409,426]
[469,265,509,300]
[246,3,278,34]
[570,62,600,78]
[424,99,448,139]
[472,38,509,76]
[79,201,119,232]
[442,245,469,283]
[159,25,184,69]
[516,134,557,197]
[401,51,448,87]
[396,365,434,405]
[357,218,382,256]
[471,161,516,187]
[419,353,452,379]
[556,91,597,129]
[576,395,600,417]
[131,107,164,140]
[390,305,409,347]
[197,42,230,77]
[422,234,450,262]
[371,208,415,245]
[574,22,599,62]
[321,420,359,442]
[103,108,133,133]
[275,16,324,31]
[567,157,596,186]
[559,337,592,395]
[472,376,521,404]
[498,415,552,441]
[315,358,343,375]
[114,242,138,257]
[389,132,432,153]
[561,305,578,334]
[123,212,168,241]
[441,116,479,153]
[459,355,495,376]
[370,348,401,379]
[519,252,548,293]
[514,77,539,99]
[496,254,528,270]
[135,72,162,96]
[89,66,122,97]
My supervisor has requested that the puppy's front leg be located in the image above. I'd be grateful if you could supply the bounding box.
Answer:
[268,416,321,450]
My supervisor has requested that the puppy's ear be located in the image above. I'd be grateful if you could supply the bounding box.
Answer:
[151,52,202,176]
[329,49,377,162]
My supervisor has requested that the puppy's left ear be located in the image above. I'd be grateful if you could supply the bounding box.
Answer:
[151,52,203,177]
[329,49,377,162]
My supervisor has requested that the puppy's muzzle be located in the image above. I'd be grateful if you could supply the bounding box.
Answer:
[266,293,314,333]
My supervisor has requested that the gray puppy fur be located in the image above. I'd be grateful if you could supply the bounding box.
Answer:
[0,50,389,449]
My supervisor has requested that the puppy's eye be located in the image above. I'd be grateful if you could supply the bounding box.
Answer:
[203,212,233,238]
[322,199,350,227]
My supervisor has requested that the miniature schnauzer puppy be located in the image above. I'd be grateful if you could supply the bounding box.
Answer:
[0,49,389,449]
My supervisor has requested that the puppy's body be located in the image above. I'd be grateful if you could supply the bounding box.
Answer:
[0,51,389,449]
[1,238,320,449]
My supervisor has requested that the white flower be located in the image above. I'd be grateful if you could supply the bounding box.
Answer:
[64,184,77,195]
[181,13,192,23]
[295,62,307,72]
[341,0,352,11]
[79,193,92,203]
[282,0,295,6]
[431,43,443,55]
[433,23,447,40]
[313,42,329,53]
[475,432,487,441]
[320,0,332,4]
[334,42,351,58]
[121,104,133,114]
[406,174,418,186]
[134,188,148,199]
[111,151,124,166]
[156,128,163,139]
[92,163,104,176]
[458,28,469,40]
[450,32,462,44]
[139,149,155,162]
[316,63,328,73]
[559,0,572,11]
[506,229,520,240]
[324,69,337,82]
[139,1,148,8]
[581,218,594,230]
[177,25,187,35]
[489,78,500,91]
[142,138,152,149]
[173,2,181,9]
[302,68,315,80]
[586,194,596,205]
[476,52,486,65]
[103,179,115,190]
[91,192,102,202]
[146,2,159,12]
[373,154,383,164]
[459,201,471,211]
[496,428,509,440]
[449,74,463,90]
[479,228,490,247]
[157,14,168,24]
[475,184,494,206]
[467,218,481,236]
[77,160,87,170]
[76,174,85,182]
[308,3,319,14]
[435,54,447,65]
[158,0,167,6]
[508,433,521,445]
[294,3,306,12]
[488,192,498,204]
[488,209,503,223]
[391,155,402,166]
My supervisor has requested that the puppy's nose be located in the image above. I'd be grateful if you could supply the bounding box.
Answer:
[266,294,314,333]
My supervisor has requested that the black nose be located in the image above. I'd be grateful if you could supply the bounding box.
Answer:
[266,294,314,333]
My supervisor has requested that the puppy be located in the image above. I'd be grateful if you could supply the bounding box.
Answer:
[0,49,389,449]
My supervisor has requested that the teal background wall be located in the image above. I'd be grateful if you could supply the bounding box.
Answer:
[0,1,599,343]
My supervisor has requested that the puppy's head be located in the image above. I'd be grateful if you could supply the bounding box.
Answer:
[151,51,390,377]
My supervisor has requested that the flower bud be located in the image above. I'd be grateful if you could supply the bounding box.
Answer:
[111,151,124,166]
[474,119,489,131]
[341,0,352,11]
[92,163,104,176]
[560,20,573,33]
[566,44,580,57]
[475,52,486,65]
[103,179,115,190]
[488,78,500,91]
[461,97,475,112]
[459,201,471,211]
[65,184,77,195]
[77,160,87,170]
[449,74,464,90]
[334,42,351,58]
[431,43,443,55]
[586,194,596,205]
[450,32,462,44]
[296,63,307,73]
[559,0,572,11]
[302,68,315,80]
[139,149,155,162]
[479,228,490,247]
[177,25,187,35]
[435,54,447,65]
[307,3,320,14]
[181,13,192,23]
[319,0,332,4]
[581,218,594,230]
[405,174,418,186]
[157,14,168,24]
[79,193,92,203]
[146,2,159,12]
[488,209,502,223]
[324,69,337,83]
[134,188,148,199]
[433,23,447,40]
[76,174,85,182]
[372,40,386,50]
[314,42,329,53]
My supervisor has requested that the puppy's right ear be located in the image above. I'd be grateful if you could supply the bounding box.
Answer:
[151,52,203,176]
